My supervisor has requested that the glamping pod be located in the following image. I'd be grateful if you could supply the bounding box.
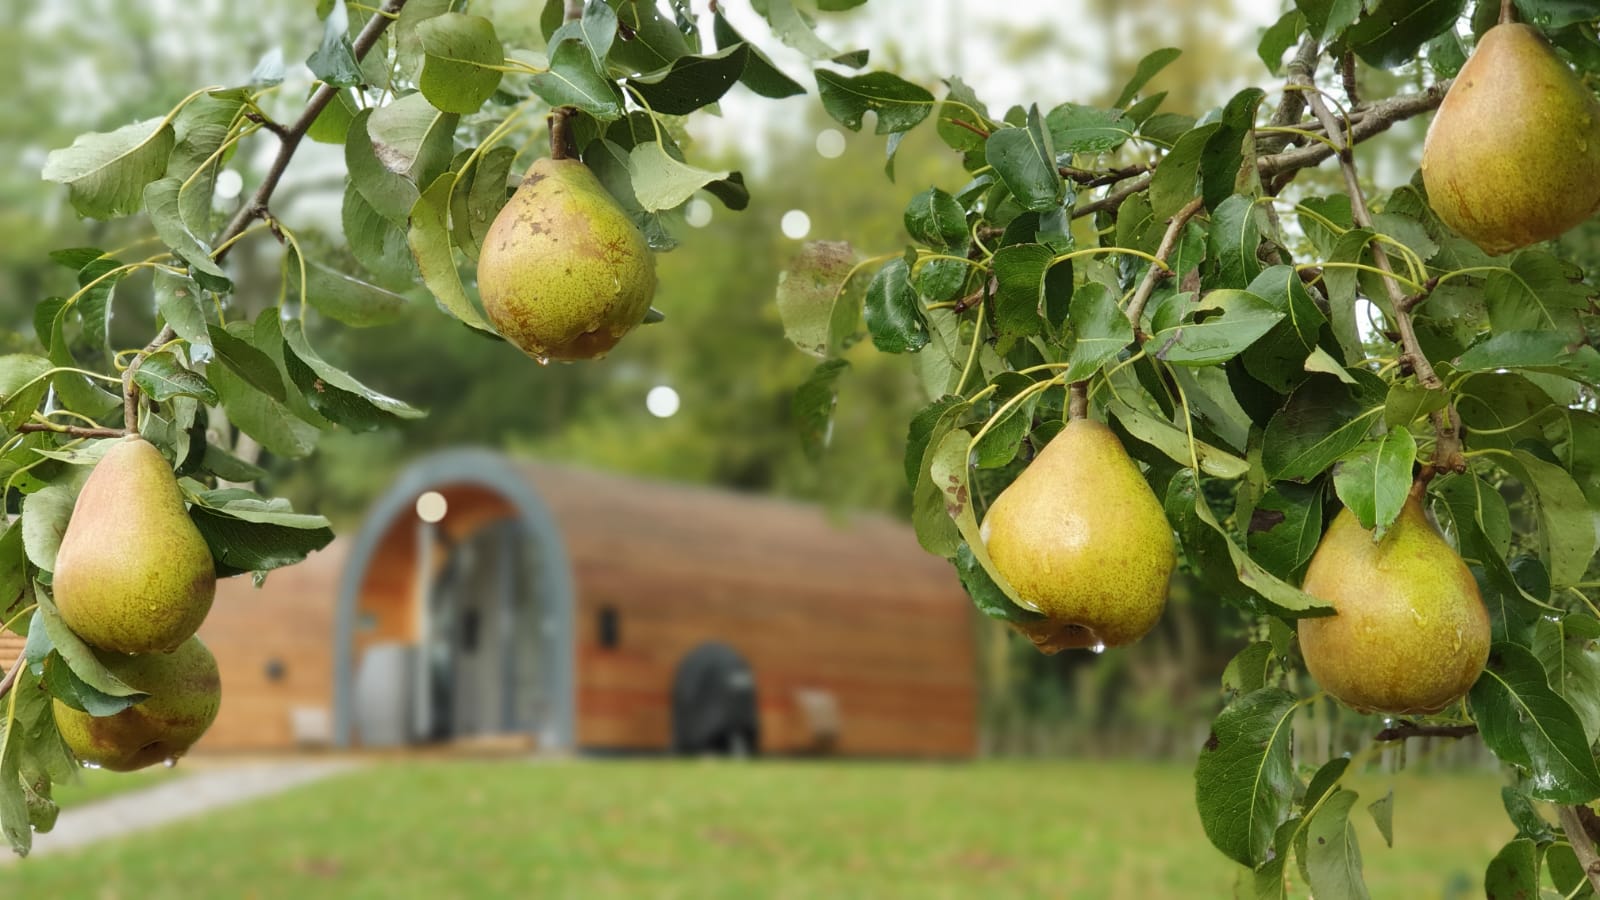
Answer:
[191,450,978,758]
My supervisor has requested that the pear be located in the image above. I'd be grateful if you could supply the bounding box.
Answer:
[1298,486,1491,715]
[980,418,1176,648]
[475,157,657,361]
[1420,23,1600,255]
[54,436,216,655]
[53,636,221,771]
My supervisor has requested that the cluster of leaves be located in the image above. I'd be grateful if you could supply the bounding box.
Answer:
[0,0,878,858]
[780,0,1600,895]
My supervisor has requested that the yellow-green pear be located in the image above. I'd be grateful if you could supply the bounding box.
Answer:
[475,157,657,362]
[1420,23,1600,255]
[53,636,221,771]
[54,436,216,655]
[980,418,1176,648]
[1298,486,1491,715]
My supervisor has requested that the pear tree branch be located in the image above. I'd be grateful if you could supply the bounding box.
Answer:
[122,0,412,428]
[1299,66,1464,473]
[1372,721,1478,741]
[1071,78,1452,220]
[16,423,128,439]
[1558,804,1600,894]
[1124,196,1206,330]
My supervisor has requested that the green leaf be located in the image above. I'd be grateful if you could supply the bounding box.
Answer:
[972,373,1039,469]
[1331,428,1416,536]
[1304,789,1369,900]
[953,543,1043,626]
[1295,0,1362,42]
[1195,687,1299,868]
[625,141,729,212]
[627,45,750,116]
[1262,377,1382,482]
[278,320,424,430]
[1063,283,1133,381]
[207,323,286,402]
[1146,289,1283,365]
[1201,90,1264,210]
[1113,47,1181,107]
[210,361,318,459]
[1044,103,1133,154]
[308,1,363,87]
[1106,395,1250,480]
[1366,791,1394,849]
[1346,0,1466,69]
[1484,252,1591,334]
[1499,450,1599,589]
[1456,330,1600,382]
[985,106,1062,213]
[288,251,409,328]
[1482,837,1539,900]
[0,355,52,435]
[754,0,867,66]
[417,13,504,114]
[21,483,76,573]
[1209,194,1264,289]
[815,70,933,134]
[909,401,971,556]
[367,92,459,189]
[346,108,420,226]
[1469,642,1600,804]
[133,351,217,404]
[903,188,968,252]
[34,597,145,705]
[1149,123,1218,217]
[1514,0,1599,28]
[0,523,27,627]
[190,492,336,578]
[1222,642,1274,696]
[989,243,1052,354]
[792,359,849,461]
[143,178,227,279]
[1532,614,1600,745]
[713,12,805,99]
[529,37,624,122]
[777,240,863,359]
[936,77,990,154]
[449,145,515,264]
[863,258,929,353]
[154,272,214,362]
[1259,11,1306,74]
[407,173,495,333]
[1248,481,1324,580]
[42,117,175,219]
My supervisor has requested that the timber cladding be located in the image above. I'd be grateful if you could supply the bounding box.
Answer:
[186,454,978,759]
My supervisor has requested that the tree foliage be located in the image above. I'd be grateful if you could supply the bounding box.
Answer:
[3,0,1600,895]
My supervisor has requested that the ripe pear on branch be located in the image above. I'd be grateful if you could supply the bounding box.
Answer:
[980,417,1177,649]
[1297,483,1491,715]
[1421,22,1600,255]
[475,119,657,363]
[53,636,221,772]
[53,436,216,655]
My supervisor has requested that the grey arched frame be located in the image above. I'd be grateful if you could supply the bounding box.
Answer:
[331,448,577,750]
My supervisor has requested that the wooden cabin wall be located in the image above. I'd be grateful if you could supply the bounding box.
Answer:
[195,543,345,751]
[529,465,978,758]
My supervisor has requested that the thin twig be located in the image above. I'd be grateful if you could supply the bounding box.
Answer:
[16,423,128,439]
[124,0,411,415]
[1559,804,1600,894]
[1124,196,1205,328]
[1300,72,1464,471]
[1257,36,1322,157]
[1372,721,1478,742]
[0,650,25,703]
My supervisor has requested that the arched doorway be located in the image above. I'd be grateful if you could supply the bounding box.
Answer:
[672,642,759,756]
[331,449,577,750]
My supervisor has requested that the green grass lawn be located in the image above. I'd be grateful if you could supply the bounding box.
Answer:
[2,759,1511,898]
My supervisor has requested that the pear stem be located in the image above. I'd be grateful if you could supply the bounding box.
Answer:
[549,106,575,161]
[0,650,23,703]
[1500,0,1516,25]
[1067,381,1089,420]
[122,0,411,428]
[1298,67,1465,474]
[1557,804,1600,893]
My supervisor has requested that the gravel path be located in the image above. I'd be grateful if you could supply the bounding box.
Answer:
[10,760,360,860]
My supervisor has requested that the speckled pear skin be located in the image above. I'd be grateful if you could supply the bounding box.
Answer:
[476,157,657,361]
[1421,23,1600,256]
[52,636,221,772]
[53,436,216,655]
[1298,490,1491,715]
[980,419,1176,648]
